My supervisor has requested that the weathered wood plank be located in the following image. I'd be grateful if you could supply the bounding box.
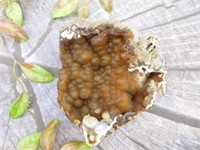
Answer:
[0,0,200,149]
[166,70,200,103]
[98,112,200,150]
[153,70,200,123]
[25,33,200,124]
[20,0,56,57]
[25,21,62,68]
[23,0,200,70]
[126,0,200,31]
[157,92,200,115]
[0,65,37,149]
[29,80,84,149]
[131,0,200,69]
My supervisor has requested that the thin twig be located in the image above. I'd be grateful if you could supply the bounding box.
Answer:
[12,60,25,92]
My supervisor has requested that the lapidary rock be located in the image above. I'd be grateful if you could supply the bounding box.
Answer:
[58,21,166,146]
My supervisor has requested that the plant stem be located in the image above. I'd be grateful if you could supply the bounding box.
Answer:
[12,56,22,66]
[12,58,25,92]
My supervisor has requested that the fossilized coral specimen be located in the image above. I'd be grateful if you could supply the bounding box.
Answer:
[58,21,166,146]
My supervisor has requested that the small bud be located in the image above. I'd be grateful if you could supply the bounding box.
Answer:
[99,0,113,13]
[78,0,90,19]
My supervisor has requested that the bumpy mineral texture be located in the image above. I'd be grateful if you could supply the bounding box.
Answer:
[58,22,166,146]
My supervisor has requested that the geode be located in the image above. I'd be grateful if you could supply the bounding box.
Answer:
[57,21,166,146]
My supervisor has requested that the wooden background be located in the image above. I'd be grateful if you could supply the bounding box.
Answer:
[0,0,200,149]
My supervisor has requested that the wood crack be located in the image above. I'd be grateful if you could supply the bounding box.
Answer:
[138,11,200,32]
[47,92,60,108]
[113,134,130,150]
[2,118,11,150]
[96,145,104,150]
[117,127,149,150]
[168,68,200,71]
[120,4,162,22]
[24,79,45,131]
[13,40,45,131]
[165,93,200,103]
[166,81,200,86]
[24,20,55,59]
[148,105,200,128]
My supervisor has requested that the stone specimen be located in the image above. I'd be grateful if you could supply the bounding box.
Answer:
[58,21,166,146]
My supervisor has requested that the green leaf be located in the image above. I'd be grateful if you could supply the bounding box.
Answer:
[17,132,41,150]
[20,63,55,83]
[0,19,28,41]
[41,119,59,150]
[51,0,79,19]
[5,2,24,26]
[99,0,112,13]
[9,91,29,119]
[60,141,90,150]
[78,0,90,19]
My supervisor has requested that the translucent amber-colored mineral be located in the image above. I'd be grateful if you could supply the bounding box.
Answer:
[58,21,166,146]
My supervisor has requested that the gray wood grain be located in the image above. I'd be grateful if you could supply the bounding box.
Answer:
[99,112,200,150]
[0,0,200,149]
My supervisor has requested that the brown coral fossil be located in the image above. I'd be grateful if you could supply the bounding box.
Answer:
[58,21,166,146]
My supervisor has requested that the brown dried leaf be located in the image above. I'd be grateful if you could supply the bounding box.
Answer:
[0,19,28,41]
[40,119,59,150]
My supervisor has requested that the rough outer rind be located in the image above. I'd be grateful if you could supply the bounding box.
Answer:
[58,20,166,146]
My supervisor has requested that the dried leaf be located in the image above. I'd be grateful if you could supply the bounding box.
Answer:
[5,2,24,26]
[0,19,28,41]
[78,0,90,19]
[17,132,41,150]
[51,0,78,19]
[41,119,59,150]
[9,91,29,119]
[99,0,112,13]
[20,63,55,83]
[60,141,90,150]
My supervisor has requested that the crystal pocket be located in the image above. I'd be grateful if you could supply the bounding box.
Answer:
[58,21,166,146]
